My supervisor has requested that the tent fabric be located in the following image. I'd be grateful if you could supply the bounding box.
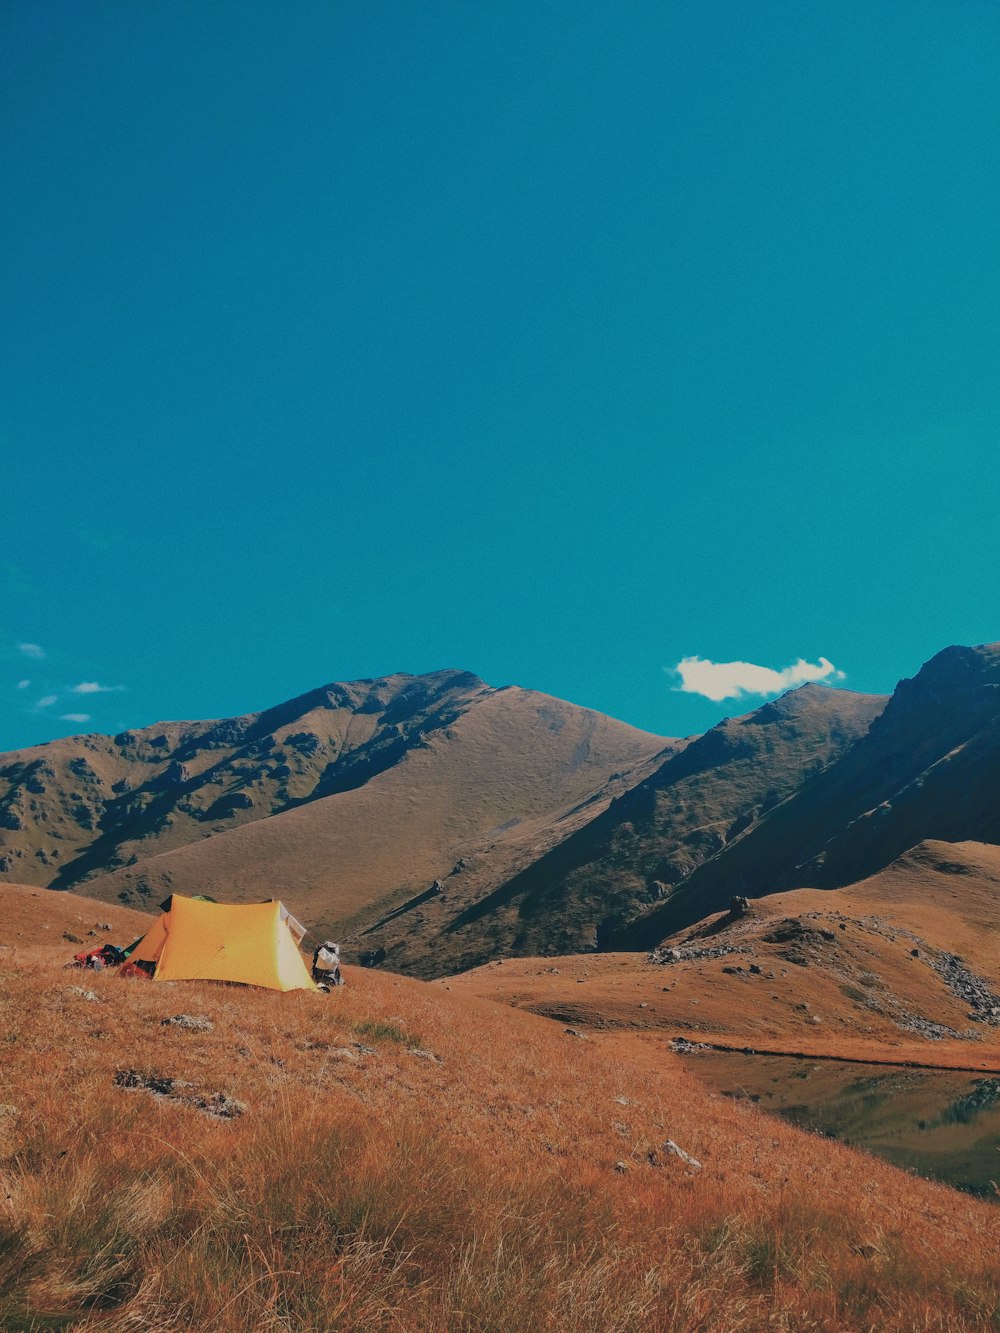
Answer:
[279,904,307,946]
[126,911,168,966]
[125,894,317,992]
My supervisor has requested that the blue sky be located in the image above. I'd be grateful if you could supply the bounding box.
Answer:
[3,1,999,750]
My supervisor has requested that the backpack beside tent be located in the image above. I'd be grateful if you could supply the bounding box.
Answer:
[67,942,126,971]
[120,893,317,992]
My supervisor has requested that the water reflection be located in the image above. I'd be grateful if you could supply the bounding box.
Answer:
[682,1052,1000,1199]
[933,1079,1000,1128]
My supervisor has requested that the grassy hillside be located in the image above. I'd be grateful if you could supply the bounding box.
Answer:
[2,671,501,887]
[84,686,670,952]
[0,672,668,964]
[454,840,1000,1072]
[1,918,998,1330]
[0,882,151,955]
[430,684,885,974]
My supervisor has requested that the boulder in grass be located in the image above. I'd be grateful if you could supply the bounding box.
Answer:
[115,1069,244,1119]
[191,1091,245,1120]
[161,1014,214,1032]
[662,1139,702,1169]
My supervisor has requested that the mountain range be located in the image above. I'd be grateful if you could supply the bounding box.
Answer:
[2,642,999,979]
[626,641,1000,947]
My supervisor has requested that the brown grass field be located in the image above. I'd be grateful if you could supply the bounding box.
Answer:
[76,684,669,941]
[0,885,151,956]
[2,890,999,1330]
[451,949,1000,1075]
[453,842,1000,1077]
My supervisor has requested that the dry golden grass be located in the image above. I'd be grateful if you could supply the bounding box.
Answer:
[80,686,667,941]
[453,848,1000,1076]
[0,883,151,959]
[1,943,999,1331]
[453,949,1000,1075]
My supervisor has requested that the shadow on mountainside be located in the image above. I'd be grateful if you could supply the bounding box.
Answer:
[442,684,887,969]
[623,645,1000,950]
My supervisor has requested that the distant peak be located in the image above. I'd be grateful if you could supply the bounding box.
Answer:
[897,641,1000,697]
[320,668,486,695]
[744,681,866,718]
[782,682,829,698]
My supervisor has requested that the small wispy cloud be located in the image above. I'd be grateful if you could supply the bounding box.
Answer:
[37,694,58,708]
[17,679,30,690]
[17,642,45,660]
[60,712,91,724]
[71,680,124,694]
[670,654,844,703]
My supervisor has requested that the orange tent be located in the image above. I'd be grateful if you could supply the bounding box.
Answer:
[123,894,316,992]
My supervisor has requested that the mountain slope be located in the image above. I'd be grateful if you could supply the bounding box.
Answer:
[631,642,1000,943]
[8,674,670,946]
[3,932,999,1330]
[429,683,886,974]
[6,643,999,983]
[0,881,151,952]
[454,840,1000,1066]
[0,670,495,887]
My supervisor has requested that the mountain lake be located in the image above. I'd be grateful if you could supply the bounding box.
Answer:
[680,1050,1000,1199]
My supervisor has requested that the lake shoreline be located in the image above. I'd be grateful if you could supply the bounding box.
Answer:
[656,1031,1000,1075]
[673,1046,1000,1200]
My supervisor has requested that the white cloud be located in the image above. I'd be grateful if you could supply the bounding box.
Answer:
[72,681,124,694]
[17,679,30,689]
[60,713,91,724]
[37,694,58,708]
[670,654,844,703]
[17,642,45,660]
